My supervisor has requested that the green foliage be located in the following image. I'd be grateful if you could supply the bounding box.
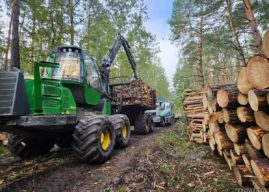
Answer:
[169,0,267,112]
[157,121,193,158]
[0,0,171,98]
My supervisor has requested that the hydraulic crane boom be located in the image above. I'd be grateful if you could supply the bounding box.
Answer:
[101,34,138,95]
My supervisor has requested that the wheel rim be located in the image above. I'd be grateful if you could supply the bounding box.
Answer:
[100,127,111,151]
[122,124,128,138]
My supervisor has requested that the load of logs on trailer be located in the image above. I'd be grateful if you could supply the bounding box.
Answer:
[110,79,156,108]
[184,29,269,190]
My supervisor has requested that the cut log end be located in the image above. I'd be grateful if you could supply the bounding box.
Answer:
[251,159,269,187]
[247,56,269,89]
[262,134,269,158]
[237,106,254,123]
[255,111,269,131]
[247,126,265,150]
[237,67,253,94]
[237,93,248,105]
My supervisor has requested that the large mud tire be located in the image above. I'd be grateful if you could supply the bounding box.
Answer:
[72,115,115,164]
[7,134,53,159]
[108,114,131,148]
[134,113,150,135]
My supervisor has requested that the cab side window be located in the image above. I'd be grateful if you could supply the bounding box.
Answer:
[83,53,101,90]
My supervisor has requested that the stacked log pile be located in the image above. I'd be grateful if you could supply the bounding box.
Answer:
[110,79,156,108]
[183,29,269,190]
[183,89,209,143]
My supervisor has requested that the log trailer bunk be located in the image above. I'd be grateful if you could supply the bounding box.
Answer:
[0,34,155,163]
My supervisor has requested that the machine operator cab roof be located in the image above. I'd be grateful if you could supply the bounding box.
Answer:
[45,45,105,93]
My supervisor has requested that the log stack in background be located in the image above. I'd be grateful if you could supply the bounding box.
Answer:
[183,29,269,190]
[183,89,209,143]
[110,79,156,108]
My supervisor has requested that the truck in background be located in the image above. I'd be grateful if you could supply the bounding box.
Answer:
[146,96,175,126]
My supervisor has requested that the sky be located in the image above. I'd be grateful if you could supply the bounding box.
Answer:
[143,0,178,88]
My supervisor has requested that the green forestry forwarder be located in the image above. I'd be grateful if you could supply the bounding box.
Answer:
[0,34,154,163]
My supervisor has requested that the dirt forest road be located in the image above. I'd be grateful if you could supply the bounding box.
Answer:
[1,122,240,192]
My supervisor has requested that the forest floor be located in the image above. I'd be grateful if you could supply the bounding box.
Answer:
[0,121,241,192]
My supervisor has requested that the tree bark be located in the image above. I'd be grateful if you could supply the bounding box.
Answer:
[225,0,247,66]
[242,0,262,51]
[69,0,75,45]
[197,15,205,87]
[4,3,14,70]
[10,0,20,70]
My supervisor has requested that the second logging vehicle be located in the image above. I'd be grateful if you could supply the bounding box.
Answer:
[0,34,155,163]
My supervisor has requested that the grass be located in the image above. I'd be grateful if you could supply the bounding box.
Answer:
[0,145,9,156]
[118,184,127,192]
[157,121,194,158]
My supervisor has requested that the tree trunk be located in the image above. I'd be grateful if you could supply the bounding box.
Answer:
[69,0,75,45]
[197,15,205,87]
[10,0,20,70]
[4,3,14,70]
[242,0,262,51]
[225,0,247,66]
[262,29,269,58]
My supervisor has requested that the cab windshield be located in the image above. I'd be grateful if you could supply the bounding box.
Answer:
[44,48,82,81]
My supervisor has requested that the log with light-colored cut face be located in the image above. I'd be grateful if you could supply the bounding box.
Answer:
[248,89,268,111]
[215,131,234,150]
[230,149,244,165]
[254,111,269,131]
[251,178,268,190]
[262,134,269,158]
[247,126,266,150]
[237,106,254,123]
[262,29,269,59]
[237,67,253,94]
[242,154,252,172]
[222,108,240,124]
[216,85,238,108]
[225,123,246,143]
[245,139,264,159]
[237,92,248,105]
[234,143,247,156]
[246,56,269,89]
[233,165,251,187]
[217,145,223,156]
[251,159,269,187]
[208,121,222,135]
[223,151,233,170]
[209,133,216,152]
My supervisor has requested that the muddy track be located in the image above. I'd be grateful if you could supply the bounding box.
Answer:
[0,126,170,192]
